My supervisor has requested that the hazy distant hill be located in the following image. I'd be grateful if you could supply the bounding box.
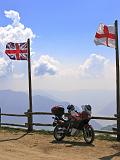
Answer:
[38,89,115,115]
[0,90,107,130]
[33,95,69,112]
[98,101,116,116]
[101,124,117,131]
[90,120,103,130]
[0,90,28,113]
[0,90,69,113]
[0,90,69,128]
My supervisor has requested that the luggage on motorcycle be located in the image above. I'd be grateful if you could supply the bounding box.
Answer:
[51,106,64,117]
[79,111,91,120]
[69,111,90,129]
[69,111,90,122]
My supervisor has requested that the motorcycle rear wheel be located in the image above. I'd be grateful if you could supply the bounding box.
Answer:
[83,125,94,144]
[54,125,65,141]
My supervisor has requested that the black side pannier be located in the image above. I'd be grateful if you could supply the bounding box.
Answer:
[51,106,64,117]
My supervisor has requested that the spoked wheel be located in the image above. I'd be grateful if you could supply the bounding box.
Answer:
[54,125,65,141]
[83,125,94,144]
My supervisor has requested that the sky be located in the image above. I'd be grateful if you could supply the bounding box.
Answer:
[0,0,120,92]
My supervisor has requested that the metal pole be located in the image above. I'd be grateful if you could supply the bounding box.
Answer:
[115,20,120,141]
[27,39,33,131]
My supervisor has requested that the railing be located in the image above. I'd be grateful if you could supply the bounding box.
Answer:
[0,108,27,128]
[0,109,120,138]
[25,111,120,135]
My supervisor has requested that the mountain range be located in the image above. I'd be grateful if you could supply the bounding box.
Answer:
[34,89,116,116]
[101,124,117,131]
[0,89,116,130]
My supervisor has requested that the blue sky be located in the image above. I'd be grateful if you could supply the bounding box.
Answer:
[0,0,119,91]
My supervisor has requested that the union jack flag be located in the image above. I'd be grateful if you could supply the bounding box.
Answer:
[5,42,28,60]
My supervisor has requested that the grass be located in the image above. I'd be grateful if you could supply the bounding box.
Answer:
[95,133,117,141]
[0,126,53,135]
[0,126,27,133]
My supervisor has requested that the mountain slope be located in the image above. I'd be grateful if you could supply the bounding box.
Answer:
[0,90,104,130]
[0,90,28,113]
[43,89,115,115]
[0,90,69,113]
[98,101,116,116]
[101,124,117,131]
[0,90,69,127]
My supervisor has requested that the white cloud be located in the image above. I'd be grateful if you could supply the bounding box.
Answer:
[57,54,112,79]
[0,57,13,77]
[4,10,20,26]
[33,55,59,76]
[0,10,35,78]
[79,54,110,78]
[0,10,35,52]
[32,54,115,91]
[13,73,25,79]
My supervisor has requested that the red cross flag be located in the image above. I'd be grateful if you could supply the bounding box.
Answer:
[94,23,116,48]
[5,42,28,60]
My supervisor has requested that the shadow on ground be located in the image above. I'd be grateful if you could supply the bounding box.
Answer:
[99,152,120,160]
[51,139,95,147]
[0,132,28,142]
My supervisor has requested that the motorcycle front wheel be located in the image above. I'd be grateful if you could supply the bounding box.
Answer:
[54,125,65,141]
[83,125,94,144]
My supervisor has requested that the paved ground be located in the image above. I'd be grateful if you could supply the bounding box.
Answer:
[0,129,120,160]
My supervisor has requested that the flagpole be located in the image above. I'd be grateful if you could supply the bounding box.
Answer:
[27,38,33,131]
[115,20,120,141]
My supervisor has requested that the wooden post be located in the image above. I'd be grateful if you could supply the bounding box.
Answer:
[115,20,120,141]
[27,39,33,131]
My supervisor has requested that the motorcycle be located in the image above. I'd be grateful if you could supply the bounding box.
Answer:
[51,105,95,144]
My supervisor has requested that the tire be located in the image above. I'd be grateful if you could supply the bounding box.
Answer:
[54,125,65,141]
[83,125,94,144]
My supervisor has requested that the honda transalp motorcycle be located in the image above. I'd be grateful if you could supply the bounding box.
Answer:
[51,105,94,144]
